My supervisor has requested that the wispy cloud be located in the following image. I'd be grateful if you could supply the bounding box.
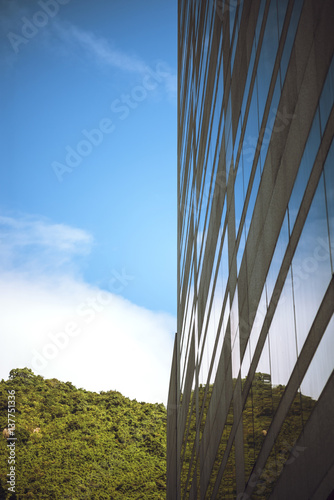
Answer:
[54,21,149,74]
[0,214,92,253]
[0,213,93,276]
[1,6,176,101]
[52,21,177,101]
[0,213,175,404]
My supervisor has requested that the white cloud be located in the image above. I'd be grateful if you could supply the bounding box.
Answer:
[0,213,175,404]
[1,8,177,101]
[55,22,149,74]
[0,213,93,278]
[53,21,148,75]
[52,21,177,101]
[0,214,92,254]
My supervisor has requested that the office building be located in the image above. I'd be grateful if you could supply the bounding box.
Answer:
[167,0,334,498]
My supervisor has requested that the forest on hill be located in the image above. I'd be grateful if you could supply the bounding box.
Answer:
[0,369,316,499]
[0,368,167,499]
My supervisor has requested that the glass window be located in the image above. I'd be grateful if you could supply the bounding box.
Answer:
[301,314,334,402]
[269,267,297,411]
[216,45,225,111]
[225,94,233,178]
[205,393,234,498]
[202,280,220,384]
[288,109,321,231]
[211,95,221,149]
[232,326,241,381]
[265,211,289,305]
[324,140,334,272]
[234,163,244,236]
[181,273,195,391]
[234,115,242,163]
[280,0,303,85]
[229,0,237,42]
[252,442,277,498]
[248,285,267,362]
[255,0,267,47]
[243,383,255,484]
[230,1,242,72]
[242,87,260,210]
[276,0,289,40]
[226,132,233,180]
[180,384,197,498]
[230,287,240,379]
[257,0,278,124]
[237,225,246,274]
[219,223,229,299]
[212,298,229,379]
[231,29,237,73]
[241,337,251,387]
[319,55,334,134]
[271,391,304,492]
[245,160,261,239]
[292,174,332,355]
[260,75,281,170]
[241,41,256,120]
[217,440,236,498]
[252,338,273,463]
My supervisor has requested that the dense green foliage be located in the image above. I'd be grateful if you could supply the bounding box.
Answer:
[0,368,167,499]
[181,373,316,499]
[0,369,316,499]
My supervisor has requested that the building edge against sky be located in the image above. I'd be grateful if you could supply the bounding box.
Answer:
[168,0,334,499]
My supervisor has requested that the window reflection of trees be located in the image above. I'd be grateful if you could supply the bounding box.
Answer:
[180,371,318,499]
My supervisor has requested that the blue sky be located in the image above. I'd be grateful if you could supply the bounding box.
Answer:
[0,0,177,403]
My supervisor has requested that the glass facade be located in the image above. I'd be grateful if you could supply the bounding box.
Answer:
[167,0,334,499]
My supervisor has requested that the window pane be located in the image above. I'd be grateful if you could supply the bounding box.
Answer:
[266,211,289,305]
[292,175,332,354]
[319,55,334,133]
[289,109,321,230]
[257,0,278,123]
[301,314,334,402]
[269,268,297,411]
[252,338,273,464]
[324,140,334,272]
[280,0,303,84]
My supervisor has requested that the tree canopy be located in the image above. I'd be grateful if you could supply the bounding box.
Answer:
[0,368,167,499]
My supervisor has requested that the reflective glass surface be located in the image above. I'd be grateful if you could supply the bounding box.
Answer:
[173,1,334,498]
[292,175,332,354]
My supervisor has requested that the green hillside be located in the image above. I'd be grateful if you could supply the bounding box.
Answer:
[0,369,316,499]
[0,368,167,499]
